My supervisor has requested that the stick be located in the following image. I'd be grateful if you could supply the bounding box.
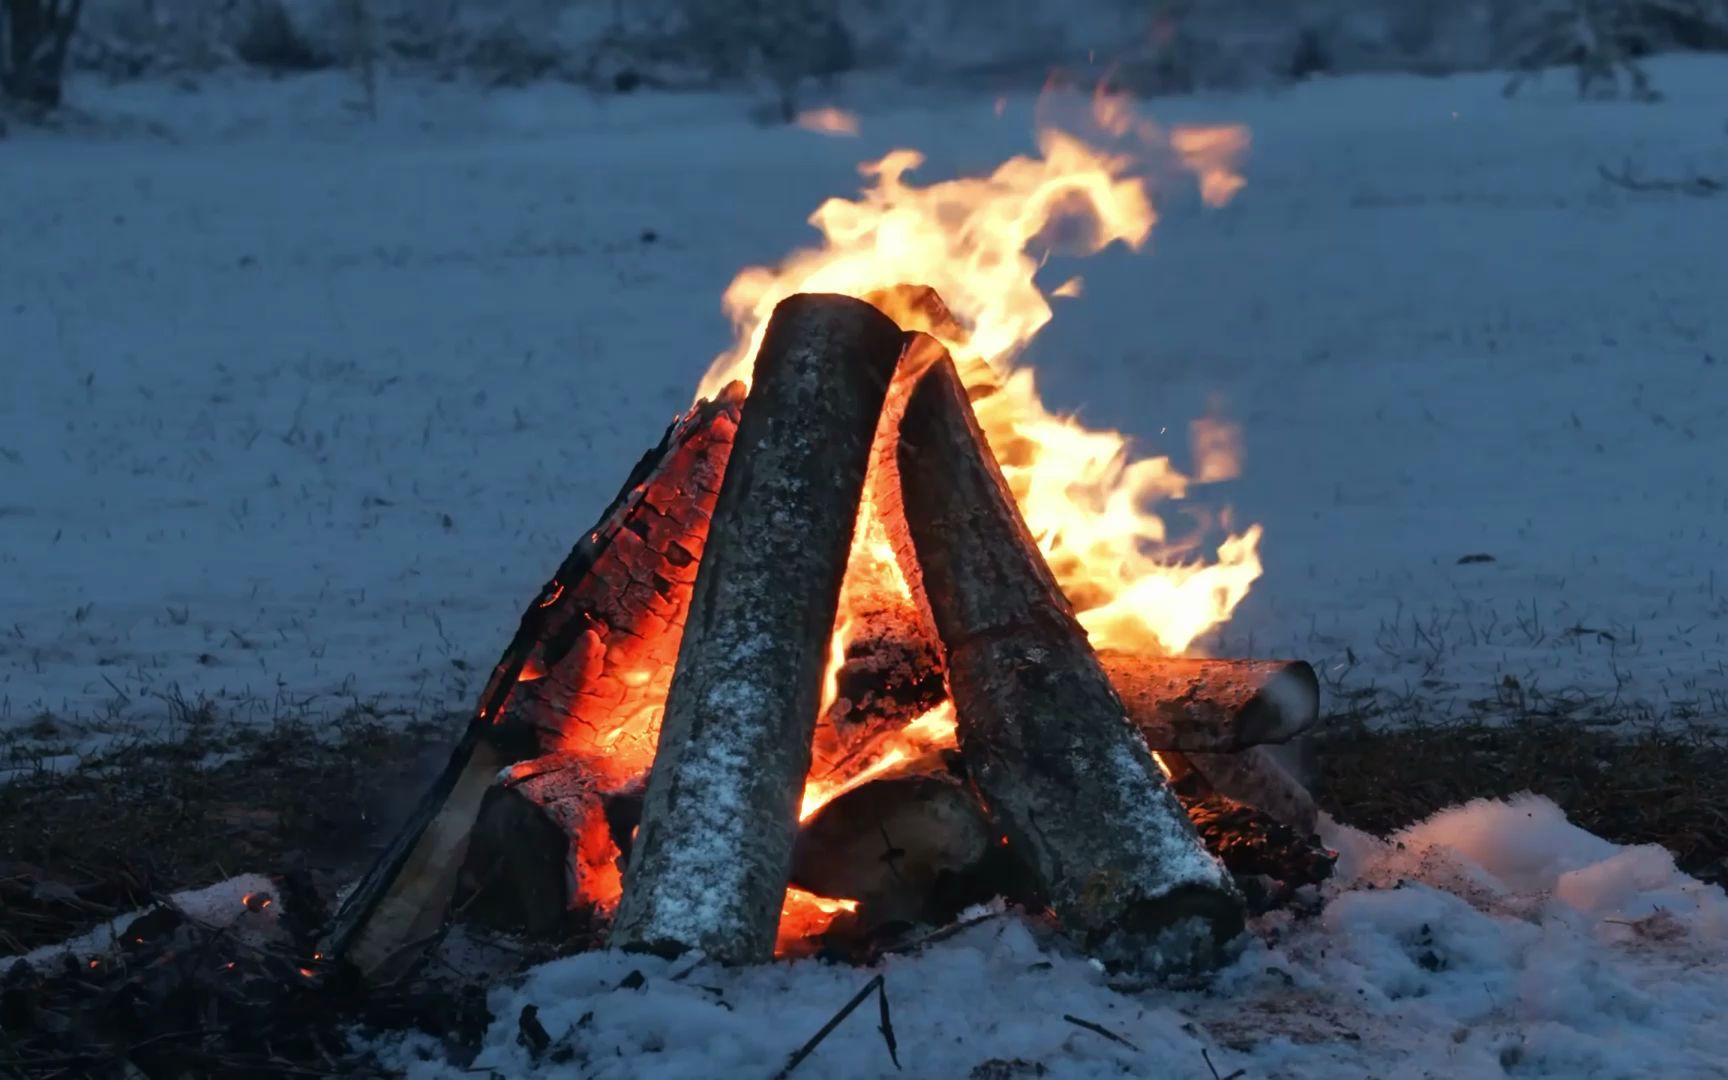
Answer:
[1063,1014,1140,1051]
[770,973,899,1079]
[611,294,905,964]
[893,346,1243,964]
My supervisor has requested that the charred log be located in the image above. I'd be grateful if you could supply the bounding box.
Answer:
[611,293,906,964]
[458,752,614,938]
[892,345,1244,967]
[497,385,744,770]
[325,386,744,983]
[1100,654,1320,753]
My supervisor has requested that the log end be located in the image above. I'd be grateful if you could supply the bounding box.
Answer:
[1239,661,1322,745]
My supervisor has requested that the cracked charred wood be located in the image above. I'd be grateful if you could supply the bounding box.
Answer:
[791,750,1011,930]
[458,752,617,938]
[611,294,906,964]
[324,386,744,983]
[498,385,744,763]
[1099,654,1320,753]
[893,346,1244,966]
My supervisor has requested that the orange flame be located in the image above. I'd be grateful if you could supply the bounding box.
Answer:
[794,107,861,137]
[777,887,860,951]
[695,91,1261,656]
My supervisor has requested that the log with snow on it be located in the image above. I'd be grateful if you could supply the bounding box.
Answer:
[610,293,907,965]
[891,342,1245,970]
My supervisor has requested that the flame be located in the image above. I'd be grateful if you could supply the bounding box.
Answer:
[798,701,958,821]
[795,107,860,137]
[695,90,1261,656]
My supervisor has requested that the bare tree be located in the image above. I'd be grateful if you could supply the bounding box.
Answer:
[1,0,84,109]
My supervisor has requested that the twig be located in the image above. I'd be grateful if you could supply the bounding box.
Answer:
[1599,159,1725,198]
[1062,1013,1140,1051]
[876,910,1004,958]
[771,973,900,1078]
[1203,1046,1246,1080]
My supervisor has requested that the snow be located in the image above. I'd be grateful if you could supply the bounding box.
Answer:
[363,795,1728,1078]
[4,872,282,968]
[6,57,1725,754]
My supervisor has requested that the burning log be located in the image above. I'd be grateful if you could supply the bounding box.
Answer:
[459,752,615,937]
[1099,654,1320,753]
[790,751,1008,930]
[325,386,744,983]
[892,346,1245,965]
[610,294,907,964]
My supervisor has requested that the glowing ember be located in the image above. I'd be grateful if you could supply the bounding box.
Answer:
[697,90,1262,658]
[778,887,860,950]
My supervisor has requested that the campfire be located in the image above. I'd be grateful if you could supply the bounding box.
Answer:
[322,98,1330,982]
[326,284,1330,982]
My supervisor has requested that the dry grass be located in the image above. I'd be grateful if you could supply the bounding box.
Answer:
[1310,711,1728,888]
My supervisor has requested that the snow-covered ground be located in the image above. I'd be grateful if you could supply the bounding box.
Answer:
[4,58,1728,760]
[363,796,1728,1078]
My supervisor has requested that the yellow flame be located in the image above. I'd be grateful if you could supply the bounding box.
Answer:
[697,93,1262,657]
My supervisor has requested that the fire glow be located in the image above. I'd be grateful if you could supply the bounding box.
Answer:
[547,89,1264,949]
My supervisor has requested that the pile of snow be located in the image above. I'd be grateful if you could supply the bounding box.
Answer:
[4,872,283,969]
[369,796,1728,1078]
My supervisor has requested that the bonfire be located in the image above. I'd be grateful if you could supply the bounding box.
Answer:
[305,85,1346,990]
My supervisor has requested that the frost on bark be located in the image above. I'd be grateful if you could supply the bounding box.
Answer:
[610,293,905,964]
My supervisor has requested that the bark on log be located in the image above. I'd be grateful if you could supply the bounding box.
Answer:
[893,346,1244,963]
[459,752,615,937]
[1099,654,1320,753]
[325,386,744,982]
[790,750,1000,929]
[611,294,906,964]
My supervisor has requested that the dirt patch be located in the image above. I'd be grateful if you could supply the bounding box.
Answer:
[0,702,457,955]
[1310,713,1728,889]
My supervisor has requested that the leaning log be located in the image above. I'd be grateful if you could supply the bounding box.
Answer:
[1099,654,1320,753]
[324,385,744,982]
[893,345,1244,964]
[610,294,906,964]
